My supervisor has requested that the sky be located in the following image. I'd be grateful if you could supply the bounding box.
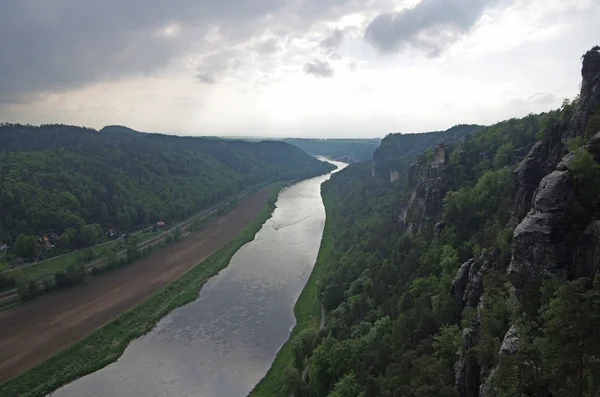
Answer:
[0,0,599,138]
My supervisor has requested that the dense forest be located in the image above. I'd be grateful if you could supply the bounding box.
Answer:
[0,124,333,252]
[283,138,381,163]
[283,47,600,397]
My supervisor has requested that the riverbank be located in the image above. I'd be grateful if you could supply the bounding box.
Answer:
[250,191,336,397]
[0,184,283,397]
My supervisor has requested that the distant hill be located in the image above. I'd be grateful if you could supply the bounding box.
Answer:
[373,124,483,179]
[283,138,381,163]
[99,125,142,135]
[0,123,333,246]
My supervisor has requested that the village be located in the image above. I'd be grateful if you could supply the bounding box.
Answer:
[0,221,170,270]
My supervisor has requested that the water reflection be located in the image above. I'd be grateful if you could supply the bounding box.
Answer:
[54,160,346,397]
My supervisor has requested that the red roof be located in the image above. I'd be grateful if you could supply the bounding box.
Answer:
[156,221,165,226]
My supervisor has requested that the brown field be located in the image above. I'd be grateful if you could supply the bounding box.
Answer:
[0,189,270,383]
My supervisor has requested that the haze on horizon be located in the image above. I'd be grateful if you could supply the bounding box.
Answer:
[1,0,598,138]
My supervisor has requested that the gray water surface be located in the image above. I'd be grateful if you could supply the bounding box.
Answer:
[54,160,346,397]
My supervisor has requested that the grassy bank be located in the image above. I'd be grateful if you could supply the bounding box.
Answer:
[251,191,335,396]
[0,185,283,397]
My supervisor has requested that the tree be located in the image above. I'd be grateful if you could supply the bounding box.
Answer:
[15,234,36,259]
[329,373,363,397]
[17,279,41,301]
[56,233,70,249]
[542,277,600,397]
[81,224,99,246]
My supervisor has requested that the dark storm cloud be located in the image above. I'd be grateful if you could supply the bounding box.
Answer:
[304,59,334,78]
[364,0,503,55]
[1,0,361,101]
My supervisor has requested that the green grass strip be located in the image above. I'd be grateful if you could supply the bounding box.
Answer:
[250,191,335,396]
[0,185,282,397]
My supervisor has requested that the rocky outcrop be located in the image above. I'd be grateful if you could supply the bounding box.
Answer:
[508,170,574,292]
[510,139,556,225]
[451,259,474,309]
[567,47,600,140]
[451,250,503,310]
[499,325,519,356]
[402,162,449,232]
[455,299,484,397]
[510,48,600,226]
[573,220,600,278]
[480,326,519,397]
[509,48,600,294]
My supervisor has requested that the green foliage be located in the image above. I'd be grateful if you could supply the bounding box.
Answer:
[567,136,586,151]
[541,278,600,397]
[17,279,42,301]
[54,263,86,289]
[329,373,364,397]
[15,234,37,259]
[264,109,563,397]
[0,123,333,246]
[56,233,70,249]
[433,325,462,367]
[81,224,99,246]
[585,109,600,139]
[570,150,600,213]
[373,124,481,180]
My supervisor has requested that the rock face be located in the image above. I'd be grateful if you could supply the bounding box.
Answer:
[509,48,600,295]
[510,140,556,226]
[499,325,519,356]
[401,162,449,232]
[452,250,504,397]
[510,48,600,226]
[455,299,484,397]
[451,250,502,310]
[567,48,600,139]
[480,326,520,397]
[508,170,574,292]
[573,220,600,278]
[451,259,474,309]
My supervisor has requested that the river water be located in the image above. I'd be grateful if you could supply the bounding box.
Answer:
[54,159,346,397]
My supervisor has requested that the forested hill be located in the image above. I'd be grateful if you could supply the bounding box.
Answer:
[282,47,600,397]
[373,124,482,181]
[0,123,333,246]
[283,138,381,163]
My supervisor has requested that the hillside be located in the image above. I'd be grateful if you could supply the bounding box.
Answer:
[280,47,600,397]
[283,138,381,163]
[0,124,333,250]
[372,124,483,183]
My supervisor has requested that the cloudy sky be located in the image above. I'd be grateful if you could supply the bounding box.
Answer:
[1,0,599,138]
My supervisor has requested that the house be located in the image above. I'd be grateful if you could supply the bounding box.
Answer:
[156,221,166,229]
[107,229,117,238]
[0,243,7,251]
[38,236,52,250]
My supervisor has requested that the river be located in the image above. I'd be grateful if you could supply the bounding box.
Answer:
[53,159,347,397]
